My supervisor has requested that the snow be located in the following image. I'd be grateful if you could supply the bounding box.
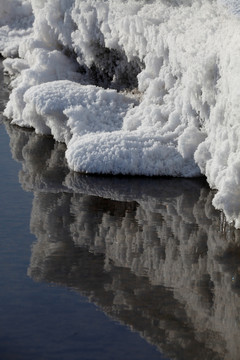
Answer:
[1,0,240,227]
[0,0,33,57]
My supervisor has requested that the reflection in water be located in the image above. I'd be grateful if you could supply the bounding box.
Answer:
[4,121,240,360]
[0,58,10,115]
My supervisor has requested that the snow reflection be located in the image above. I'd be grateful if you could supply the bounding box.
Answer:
[5,121,240,360]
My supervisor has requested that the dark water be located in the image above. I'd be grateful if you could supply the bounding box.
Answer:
[1,60,240,360]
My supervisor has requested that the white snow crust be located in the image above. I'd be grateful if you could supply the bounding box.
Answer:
[2,0,240,226]
[0,0,33,57]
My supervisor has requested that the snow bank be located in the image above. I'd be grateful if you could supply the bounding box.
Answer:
[2,0,240,226]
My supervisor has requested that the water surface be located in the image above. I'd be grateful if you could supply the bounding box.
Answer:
[1,59,240,360]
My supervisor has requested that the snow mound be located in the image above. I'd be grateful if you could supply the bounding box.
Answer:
[2,0,240,226]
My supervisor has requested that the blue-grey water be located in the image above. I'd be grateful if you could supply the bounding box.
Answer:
[1,59,240,360]
[0,63,167,360]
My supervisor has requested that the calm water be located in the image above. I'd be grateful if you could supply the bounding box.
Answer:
[1,60,240,360]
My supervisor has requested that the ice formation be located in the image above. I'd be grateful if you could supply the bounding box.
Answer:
[2,0,240,226]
